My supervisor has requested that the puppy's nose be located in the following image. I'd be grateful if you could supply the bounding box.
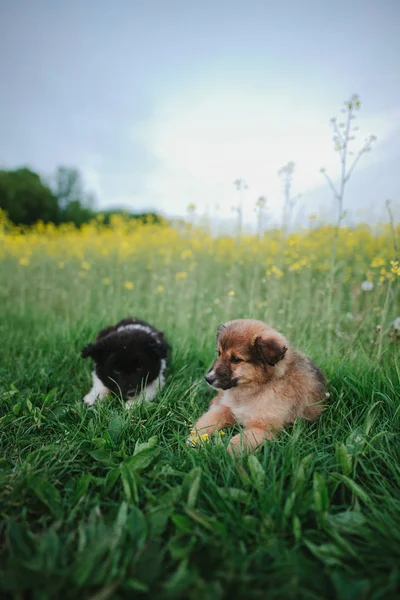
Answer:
[205,372,215,385]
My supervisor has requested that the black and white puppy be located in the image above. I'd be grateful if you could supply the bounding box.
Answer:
[81,317,170,408]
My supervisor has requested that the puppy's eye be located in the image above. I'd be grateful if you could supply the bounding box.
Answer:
[230,356,242,364]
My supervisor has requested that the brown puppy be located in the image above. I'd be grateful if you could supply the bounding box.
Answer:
[189,319,326,454]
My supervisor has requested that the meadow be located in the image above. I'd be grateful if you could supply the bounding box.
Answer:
[0,211,400,599]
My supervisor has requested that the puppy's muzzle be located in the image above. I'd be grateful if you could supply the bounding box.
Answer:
[205,370,237,390]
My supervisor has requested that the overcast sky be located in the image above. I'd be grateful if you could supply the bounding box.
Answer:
[1,0,399,227]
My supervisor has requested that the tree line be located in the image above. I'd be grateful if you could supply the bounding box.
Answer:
[0,166,160,226]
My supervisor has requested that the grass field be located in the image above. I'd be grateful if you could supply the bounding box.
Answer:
[1,214,400,599]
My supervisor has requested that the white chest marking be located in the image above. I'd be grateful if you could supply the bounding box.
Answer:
[83,371,110,406]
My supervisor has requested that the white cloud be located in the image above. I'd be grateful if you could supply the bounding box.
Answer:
[134,87,399,224]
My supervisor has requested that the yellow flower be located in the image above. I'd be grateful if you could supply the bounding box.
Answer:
[81,261,90,270]
[58,261,65,269]
[390,260,400,276]
[288,258,310,272]
[181,249,193,260]
[156,284,165,294]
[124,281,134,290]
[371,257,386,268]
[267,265,284,278]
[228,290,235,297]
[176,271,188,280]
[187,431,209,447]
[308,214,317,221]
[187,203,196,211]
[188,429,226,447]
[102,277,111,285]
[19,257,29,266]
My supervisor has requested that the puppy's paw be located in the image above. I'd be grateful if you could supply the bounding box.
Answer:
[83,393,96,406]
[125,398,138,410]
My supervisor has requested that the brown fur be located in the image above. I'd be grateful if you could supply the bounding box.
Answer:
[191,319,327,454]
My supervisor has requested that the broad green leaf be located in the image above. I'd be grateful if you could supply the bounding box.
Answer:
[327,510,366,534]
[103,467,120,495]
[305,540,344,567]
[127,506,147,546]
[12,402,22,416]
[120,462,139,504]
[7,519,35,559]
[332,474,371,505]
[124,579,149,593]
[91,437,107,449]
[148,504,174,537]
[90,449,117,465]
[171,514,194,534]
[313,472,329,514]
[29,477,62,517]
[292,463,305,492]
[292,515,302,543]
[74,473,92,503]
[183,466,202,493]
[187,468,201,509]
[336,443,352,476]
[134,435,158,454]
[248,455,266,488]
[107,412,125,444]
[283,491,297,519]
[217,487,250,503]
[127,447,159,471]
[184,508,215,531]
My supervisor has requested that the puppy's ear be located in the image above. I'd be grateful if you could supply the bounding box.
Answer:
[81,342,102,360]
[81,343,94,359]
[148,338,165,358]
[216,324,226,341]
[253,336,287,366]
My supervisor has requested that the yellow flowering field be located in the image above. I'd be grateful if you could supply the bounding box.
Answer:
[1,209,399,356]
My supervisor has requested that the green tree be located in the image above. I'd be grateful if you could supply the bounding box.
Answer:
[61,200,95,227]
[52,166,95,225]
[0,168,59,225]
[53,166,85,210]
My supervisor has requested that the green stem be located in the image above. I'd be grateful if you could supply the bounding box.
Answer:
[376,278,392,362]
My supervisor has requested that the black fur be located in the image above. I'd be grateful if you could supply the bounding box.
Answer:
[82,317,170,399]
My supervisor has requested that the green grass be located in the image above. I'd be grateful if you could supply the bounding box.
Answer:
[1,252,400,600]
